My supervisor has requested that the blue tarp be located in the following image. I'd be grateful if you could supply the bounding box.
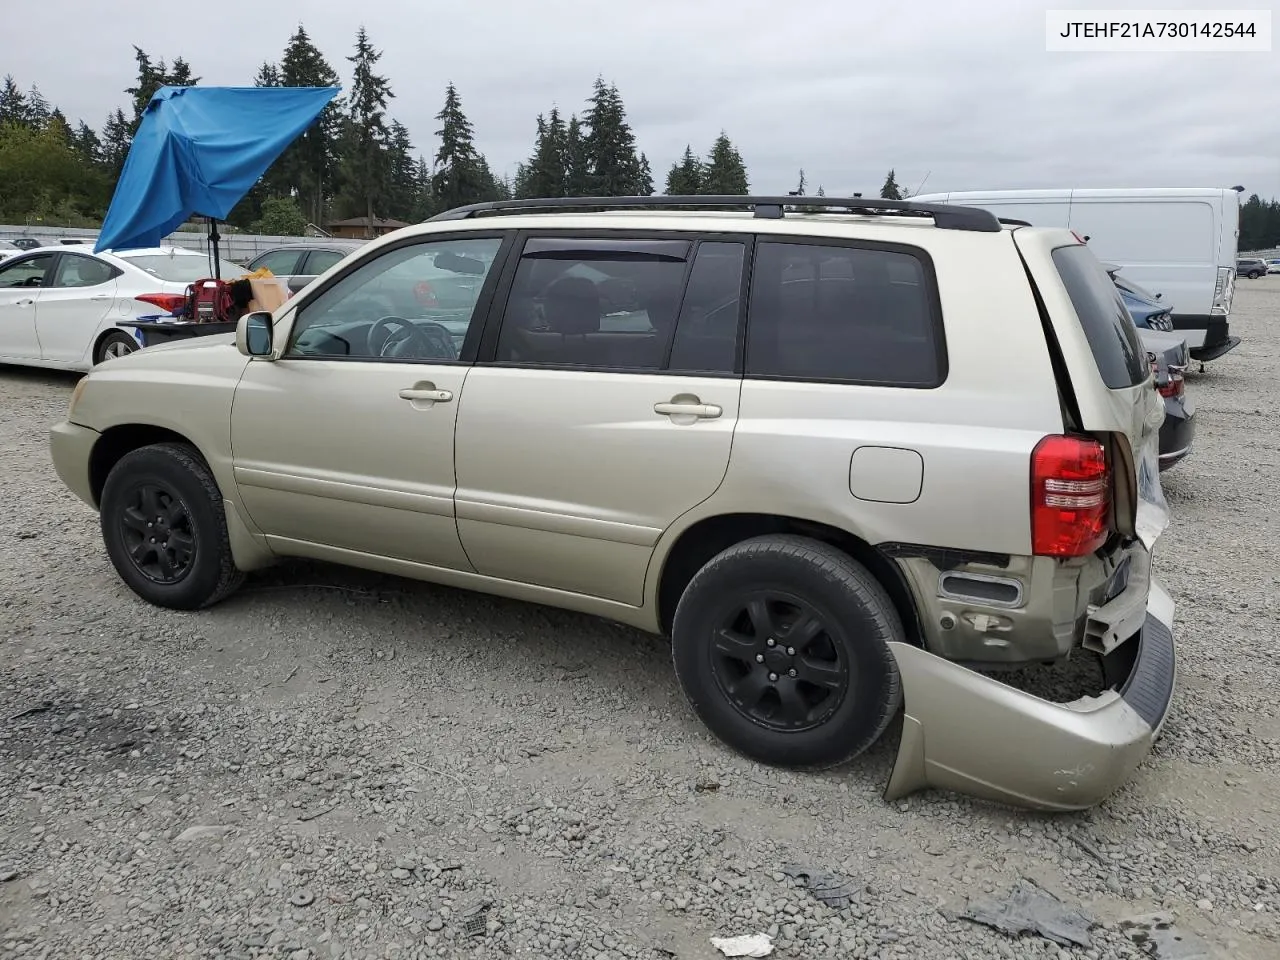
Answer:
[95,85,340,253]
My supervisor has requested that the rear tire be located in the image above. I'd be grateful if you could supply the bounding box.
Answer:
[99,443,245,610]
[671,534,904,769]
[95,331,138,364]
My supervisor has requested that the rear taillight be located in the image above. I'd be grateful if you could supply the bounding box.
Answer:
[1159,366,1185,399]
[1031,435,1111,558]
[135,293,186,314]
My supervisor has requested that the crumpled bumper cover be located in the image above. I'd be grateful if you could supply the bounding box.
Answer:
[884,579,1176,812]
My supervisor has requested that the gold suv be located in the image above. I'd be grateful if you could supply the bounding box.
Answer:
[50,196,1177,811]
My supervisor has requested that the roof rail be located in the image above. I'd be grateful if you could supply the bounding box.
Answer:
[425,195,1003,233]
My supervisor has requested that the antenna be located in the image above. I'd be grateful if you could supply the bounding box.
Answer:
[907,171,931,199]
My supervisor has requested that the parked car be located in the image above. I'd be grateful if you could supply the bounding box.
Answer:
[49,195,1175,812]
[1105,264,1173,332]
[1267,258,1280,275]
[0,245,245,371]
[1236,257,1269,279]
[0,240,25,262]
[245,241,365,292]
[1137,329,1195,471]
[914,188,1242,363]
[10,237,43,251]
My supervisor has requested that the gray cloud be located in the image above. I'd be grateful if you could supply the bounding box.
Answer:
[6,0,1276,199]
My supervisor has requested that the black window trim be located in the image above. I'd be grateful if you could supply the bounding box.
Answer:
[50,251,122,289]
[473,227,753,380]
[743,233,950,390]
[279,229,518,366]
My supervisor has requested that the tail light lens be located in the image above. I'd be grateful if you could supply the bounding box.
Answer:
[135,293,186,314]
[1159,366,1185,399]
[1031,435,1111,558]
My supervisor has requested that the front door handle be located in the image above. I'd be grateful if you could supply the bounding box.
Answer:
[399,386,453,403]
[654,400,722,419]
[90,294,111,301]
[15,298,34,307]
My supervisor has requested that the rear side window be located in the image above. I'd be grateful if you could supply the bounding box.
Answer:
[745,240,945,386]
[1051,245,1148,389]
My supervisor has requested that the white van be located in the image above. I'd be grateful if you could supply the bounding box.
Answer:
[912,188,1241,363]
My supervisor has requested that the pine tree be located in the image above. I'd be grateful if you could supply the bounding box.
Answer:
[431,82,491,211]
[26,85,50,127]
[254,62,281,87]
[337,26,394,228]
[581,78,646,196]
[71,121,101,167]
[664,145,704,195]
[99,108,132,179]
[125,47,167,128]
[794,169,807,196]
[0,76,28,126]
[636,152,653,196]
[278,24,342,225]
[702,132,748,194]
[520,108,569,199]
[563,115,591,196]
[168,57,198,87]
[411,156,436,220]
[880,169,902,200]
[387,120,417,218]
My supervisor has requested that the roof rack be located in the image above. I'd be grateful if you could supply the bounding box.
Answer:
[426,195,1003,233]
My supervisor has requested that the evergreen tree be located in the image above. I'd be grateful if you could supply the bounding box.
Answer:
[665,145,703,195]
[411,156,436,220]
[277,24,343,226]
[99,108,132,179]
[521,108,568,199]
[636,152,653,196]
[702,132,748,194]
[336,26,394,228]
[431,81,490,211]
[168,57,198,87]
[879,169,903,200]
[581,78,646,195]
[0,76,28,126]
[794,169,807,195]
[71,121,101,167]
[563,115,591,196]
[26,85,50,127]
[387,120,417,218]
[254,62,281,87]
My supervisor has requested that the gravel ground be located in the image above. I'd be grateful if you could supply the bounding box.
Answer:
[2,279,1278,960]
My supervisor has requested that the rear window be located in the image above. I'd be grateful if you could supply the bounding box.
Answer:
[120,253,246,282]
[1052,244,1148,389]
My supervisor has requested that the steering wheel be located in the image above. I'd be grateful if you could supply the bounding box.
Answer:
[366,316,458,360]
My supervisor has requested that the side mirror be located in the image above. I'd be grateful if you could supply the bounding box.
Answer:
[237,311,275,358]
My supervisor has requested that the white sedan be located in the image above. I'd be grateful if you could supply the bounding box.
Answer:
[0,245,245,371]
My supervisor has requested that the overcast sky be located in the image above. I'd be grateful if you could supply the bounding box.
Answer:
[6,0,1277,199]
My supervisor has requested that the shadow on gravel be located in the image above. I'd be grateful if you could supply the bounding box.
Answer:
[0,692,186,776]
[0,365,81,390]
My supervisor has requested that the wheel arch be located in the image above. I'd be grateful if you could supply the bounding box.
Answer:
[91,326,140,365]
[651,511,924,647]
[89,423,275,572]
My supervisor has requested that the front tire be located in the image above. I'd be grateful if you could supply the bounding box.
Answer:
[99,443,245,610]
[95,331,139,364]
[671,535,904,769]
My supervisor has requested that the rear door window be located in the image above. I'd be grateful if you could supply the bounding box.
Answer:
[1051,244,1148,389]
[745,240,946,387]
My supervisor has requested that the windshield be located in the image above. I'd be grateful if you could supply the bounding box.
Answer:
[119,252,246,283]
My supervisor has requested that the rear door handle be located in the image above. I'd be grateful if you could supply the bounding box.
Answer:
[15,298,34,307]
[90,294,111,301]
[399,387,453,403]
[654,401,722,419]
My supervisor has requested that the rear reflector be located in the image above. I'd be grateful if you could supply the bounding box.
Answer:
[1031,435,1111,558]
[135,293,186,314]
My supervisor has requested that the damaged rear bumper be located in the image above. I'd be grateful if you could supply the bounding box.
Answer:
[883,578,1176,811]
